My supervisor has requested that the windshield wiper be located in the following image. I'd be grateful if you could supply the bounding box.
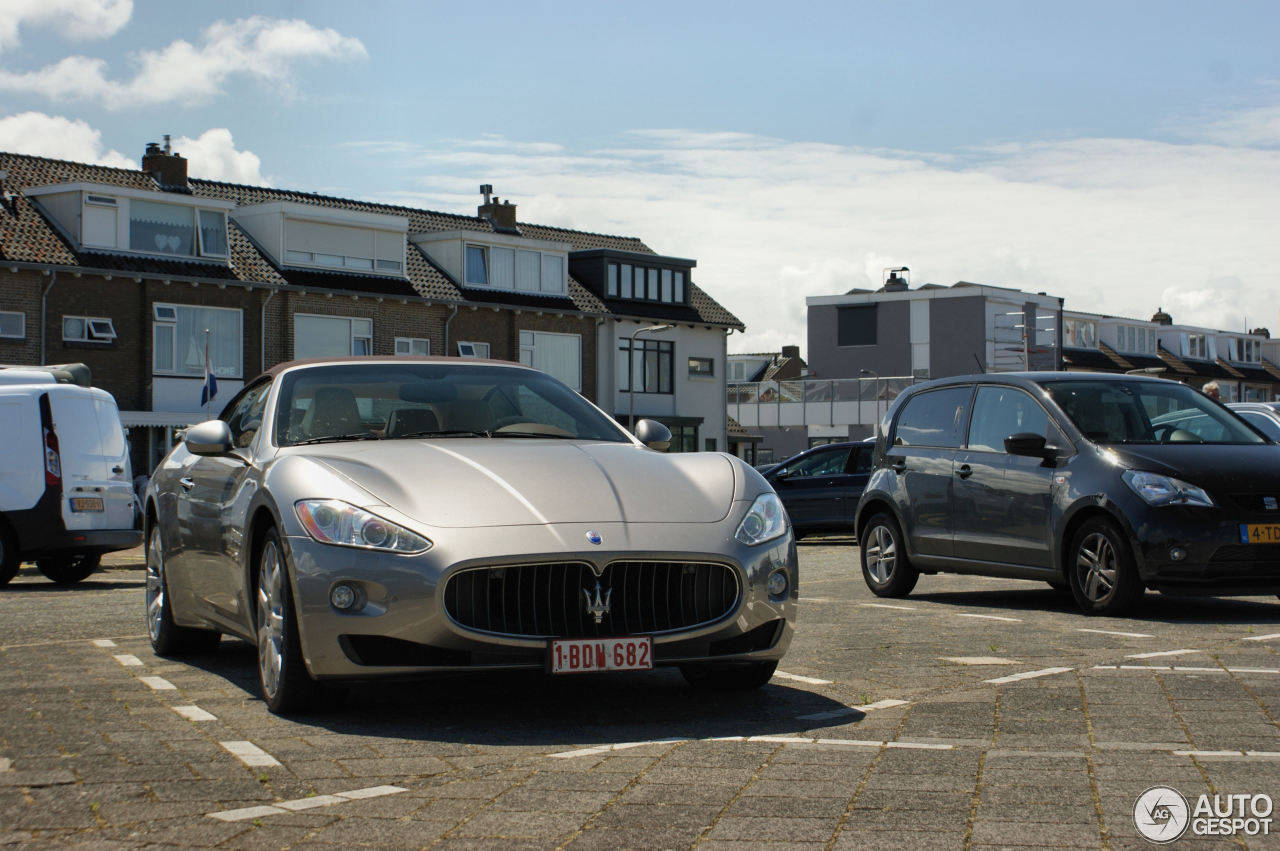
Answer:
[490,430,580,439]
[292,432,381,446]
[388,429,492,439]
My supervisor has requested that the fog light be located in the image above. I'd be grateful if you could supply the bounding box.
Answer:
[1169,547,1187,562]
[330,583,358,610]
[767,569,789,598]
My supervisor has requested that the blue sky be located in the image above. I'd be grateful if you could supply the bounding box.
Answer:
[2,0,1279,354]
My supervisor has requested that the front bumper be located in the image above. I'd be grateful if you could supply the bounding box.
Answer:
[282,521,798,681]
[1131,508,1280,594]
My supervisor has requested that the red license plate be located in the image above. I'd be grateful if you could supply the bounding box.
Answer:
[549,636,652,674]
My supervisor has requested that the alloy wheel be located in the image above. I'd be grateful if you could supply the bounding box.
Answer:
[1076,531,1118,602]
[866,524,896,584]
[145,530,165,642]
[257,539,286,700]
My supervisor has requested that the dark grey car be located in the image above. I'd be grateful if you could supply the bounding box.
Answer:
[855,372,1280,615]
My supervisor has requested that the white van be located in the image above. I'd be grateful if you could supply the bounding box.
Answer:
[0,364,141,585]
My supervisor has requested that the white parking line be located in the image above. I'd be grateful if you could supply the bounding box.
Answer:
[796,698,909,722]
[774,671,834,685]
[1243,633,1280,642]
[1173,750,1280,759]
[1092,665,1280,675]
[942,657,1019,665]
[91,639,117,648]
[984,667,1073,685]
[550,738,686,758]
[859,603,916,611]
[112,654,144,667]
[172,705,216,722]
[208,785,406,821]
[1125,649,1201,659]
[220,741,281,767]
[957,613,1022,622]
[138,676,175,690]
[1076,628,1154,638]
[550,734,951,759]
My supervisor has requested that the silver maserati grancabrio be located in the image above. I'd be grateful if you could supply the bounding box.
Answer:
[144,357,797,713]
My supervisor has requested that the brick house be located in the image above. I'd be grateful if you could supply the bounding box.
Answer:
[0,143,743,474]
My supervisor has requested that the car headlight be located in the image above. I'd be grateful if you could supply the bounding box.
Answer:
[294,499,432,553]
[1122,471,1214,508]
[735,493,788,546]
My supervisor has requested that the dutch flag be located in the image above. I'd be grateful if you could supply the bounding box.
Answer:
[200,333,217,408]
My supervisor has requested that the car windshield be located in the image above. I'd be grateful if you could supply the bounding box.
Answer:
[1039,379,1265,445]
[274,362,630,447]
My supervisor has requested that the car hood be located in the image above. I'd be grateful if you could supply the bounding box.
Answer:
[1103,444,1280,494]
[302,439,738,528]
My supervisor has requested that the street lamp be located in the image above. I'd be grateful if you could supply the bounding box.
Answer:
[859,368,881,432]
[628,324,674,432]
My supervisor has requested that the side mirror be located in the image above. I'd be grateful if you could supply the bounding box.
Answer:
[634,418,671,451]
[1004,432,1050,458]
[185,419,236,456]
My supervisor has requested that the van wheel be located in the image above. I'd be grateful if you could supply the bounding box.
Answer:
[1069,517,1142,616]
[36,553,100,585]
[256,528,321,714]
[681,660,777,690]
[0,526,20,585]
[146,526,220,655]
[861,512,918,597]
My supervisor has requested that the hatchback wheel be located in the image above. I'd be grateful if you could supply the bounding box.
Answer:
[256,528,321,714]
[146,526,220,655]
[1069,517,1142,616]
[36,553,100,585]
[861,512,918,597]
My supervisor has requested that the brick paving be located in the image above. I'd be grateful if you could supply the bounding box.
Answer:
[3,539,1279,847]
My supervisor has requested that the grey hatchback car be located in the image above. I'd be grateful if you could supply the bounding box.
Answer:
[855,372,1280,615]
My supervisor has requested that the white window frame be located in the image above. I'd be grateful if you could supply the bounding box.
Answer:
[519,330,582,391]
[292,314,372,359]
[457,341,490,358]
[62,315,116,343]
[465,242,566,295]
[0,310,25,339]
[394,337,430,356]
[689,356,715,377]
[152,303,243,378]
[1187,334,1208,358]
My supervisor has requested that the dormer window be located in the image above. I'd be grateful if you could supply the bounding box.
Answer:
[414,230,569,297]
[606,262,687,305]
[232,201,408,278]
[23,183,232,261]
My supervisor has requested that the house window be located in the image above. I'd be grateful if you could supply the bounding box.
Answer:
[457,341,490,358]
[466,244,566,295]
[1187,334,1208,358]
[606,262,689,305]
[1117,325,1157,354]
[689,357,714,377]
[293,314,372,359]
[152,304,242,377]
[519,330,582,391]
[730,361,747,381]
[837,305,877,346]
[0,311,24,339]
[465,245,488,285]
[395,337,429,356]
[1064,318,1096,347]
[668,424,697,453]
[607,264,618,297]
[62,316,116,343]
[704,437,717,452]
[1234,338,1262,363]
[618,337,673,394]
[127,199,228,259]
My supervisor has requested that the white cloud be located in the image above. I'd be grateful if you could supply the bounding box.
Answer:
[377,126,1280,353]
[0,0,131,53]
[0,112,132,167]
[171,128,268,185]
[1197,105,1280,147]
[0,16,366,108]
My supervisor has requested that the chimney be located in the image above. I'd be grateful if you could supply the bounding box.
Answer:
[141,135,189,190]
[1150,306,1172,326]
[477,184,519,233]
[880,266,910,292]
[781,345,800,360]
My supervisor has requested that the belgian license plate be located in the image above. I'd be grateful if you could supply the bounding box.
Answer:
[70,497,104,512]
[1241,523,1280,544]
[549,636,652,674]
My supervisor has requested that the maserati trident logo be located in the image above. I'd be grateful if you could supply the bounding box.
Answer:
[583,581,611,624]
[586,530,602,545]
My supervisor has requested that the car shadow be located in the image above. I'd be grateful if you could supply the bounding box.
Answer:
[910,584,1280,626]
[1,572,146,593]
[175,640,856,746]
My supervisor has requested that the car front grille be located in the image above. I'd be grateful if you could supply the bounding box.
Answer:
[443,560,741,639]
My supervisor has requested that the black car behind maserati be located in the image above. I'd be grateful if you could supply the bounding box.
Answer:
[763,441,872,539]
[854,372,1280,615]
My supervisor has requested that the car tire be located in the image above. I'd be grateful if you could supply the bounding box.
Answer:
[1069,517,1142,616]
[860,512,918,597]
[0,524,20,586]
[36,553,101,585]
[146,526,220,655]
[680,660,777,690]
[256,527,321,714]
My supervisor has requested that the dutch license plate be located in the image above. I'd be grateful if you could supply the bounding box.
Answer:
[1241,523,1280,544]
[70,497,104,512]
[549,636,652,674]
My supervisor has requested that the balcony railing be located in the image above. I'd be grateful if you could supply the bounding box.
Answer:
[727,375,916,428]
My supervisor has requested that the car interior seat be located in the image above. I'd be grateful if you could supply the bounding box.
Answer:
[299,387,365,440]
[386,407,440,438]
